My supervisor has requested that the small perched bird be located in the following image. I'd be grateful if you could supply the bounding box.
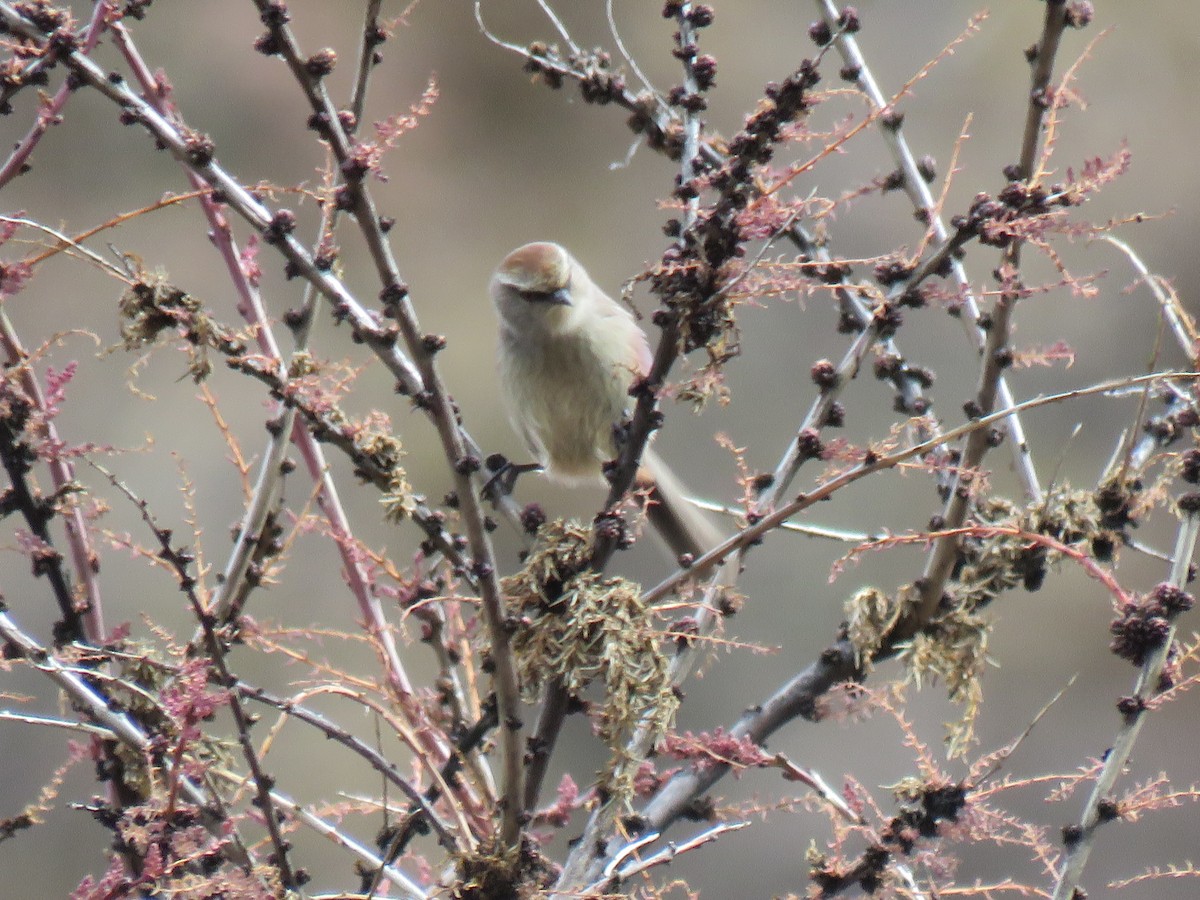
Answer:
[490,241,723,560]
[490,241,650,485]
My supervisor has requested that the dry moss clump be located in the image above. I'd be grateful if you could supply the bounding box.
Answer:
[503,520,679,800]
[845,485,1127,754]
[450,836,555,900]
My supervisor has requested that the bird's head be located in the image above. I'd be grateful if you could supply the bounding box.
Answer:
[490,241,587,333]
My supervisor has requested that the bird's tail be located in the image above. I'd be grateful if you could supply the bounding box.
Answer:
[638,448,739,589]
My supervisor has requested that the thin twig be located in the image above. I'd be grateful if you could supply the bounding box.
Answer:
[0,607,259,873]
[1050,509,1200,899]
[815,1,1040,499]
[243,0,526,840]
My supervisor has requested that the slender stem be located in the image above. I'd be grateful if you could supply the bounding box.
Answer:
[1050,509,1200,899]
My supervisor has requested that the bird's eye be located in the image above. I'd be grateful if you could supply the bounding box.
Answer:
[517,289,542,303]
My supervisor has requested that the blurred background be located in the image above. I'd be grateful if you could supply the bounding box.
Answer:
[2,1,1199,896]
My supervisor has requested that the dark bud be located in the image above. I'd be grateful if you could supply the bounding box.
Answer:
[673,616,699,648]
[993,346,1014,369]
[687,5,715,27]
[259,2,290,27]
[454,455,481,475]
[365,23,388,47]
[881,109,904,131]
[810,359,839,390]
[1061,824,1083,847]
[822,401,846,428]
[909,366,935,388]
[262,209,297,244]
[379,281,409,310]
[1116,694,1145,717]
[1065,2,1094,28]
[874,258,914,286]
[880,168,905,193]
[751,472,775,493]
[871,301,903,338]
[808,21,832,46]
[796,427,824,460]
[332,185,354,211]
[1175,406,1200,428]
[520,503,546,535]
[679,90,708,113]
[1096,797,1120,821]
[183,132,216,167]
[1151,582,1194,617]
[421,333,447,354]
[593,511,631,549]
[839,64,861,82]
[691,54,717,91]
[717,590,742,617]
[999,181,1028,208]
[672,174,700,200]
[1109,600,1171,666]
[304,48,337,79]
[1180,449,1200,484]
[313,248,337,271]
[917,155,936,182]
[837,7,861,32]
[819,261,853,284]
[682,795,717,822]
[873,353,902,381]
[1091,534,1115,562]
[253,32,284,57]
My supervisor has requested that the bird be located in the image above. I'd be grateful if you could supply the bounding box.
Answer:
[489,241,724,562]
[490,241,650,485]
